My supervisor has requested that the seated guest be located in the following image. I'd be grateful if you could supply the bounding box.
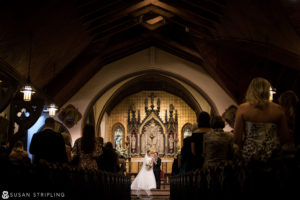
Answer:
[234,77,290,162]
[97,142,120,173]
[9,140,30,164]
[203,116,234,168]
[30,118,67,164]
[72,125,102,171]
[190,112,212,170]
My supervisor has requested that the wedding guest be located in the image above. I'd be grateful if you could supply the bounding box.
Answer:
[203,116,234,168]
[234,77,290,161]
[72,124,103,170]
[295,101,300,147]
[30,118,67,164]
[97,142,120,173]
[118,152,126,175]
[190,112,212,170]
[153,152,161,189]
[61,132,72,162]
[171,154,180,176]
[278,90,299,145]
[179,136,192,173]
[9,140,30,164]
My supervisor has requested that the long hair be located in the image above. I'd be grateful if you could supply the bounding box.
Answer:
[279,90,299,129]
[245,77,271,108]
[81,125,95,154]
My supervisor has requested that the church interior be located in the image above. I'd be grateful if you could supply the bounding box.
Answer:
[0,0,300,199]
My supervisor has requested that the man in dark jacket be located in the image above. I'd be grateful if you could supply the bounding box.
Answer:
[153,152,161,189]
[30,117,67,164]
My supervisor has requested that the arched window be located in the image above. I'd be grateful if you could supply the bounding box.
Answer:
[113,123,125,152]
[181,123,192,145]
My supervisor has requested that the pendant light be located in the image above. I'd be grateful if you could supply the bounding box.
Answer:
[47,103,58,117]
[46,64,58,117]
[20,33,35,101]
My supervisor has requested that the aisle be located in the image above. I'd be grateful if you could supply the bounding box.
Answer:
[131,185,170,200]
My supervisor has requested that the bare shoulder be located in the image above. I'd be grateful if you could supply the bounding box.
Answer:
[237,102,250,112]
[269,102,284,112]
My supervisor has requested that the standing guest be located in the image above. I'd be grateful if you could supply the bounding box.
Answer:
[179,136,192,173]
[234,77,290,162]
[0,140,9,158]
[278,91,299,145]
[30,118,67,164]
[153,152,161,189]
[190,112,212,170]
[97,142,120,173]
[9,140,30,164]
[203,116,234,168]
[171,154,180,176]
[61,132,72,162]
[72,125,102,171]
[117,151,126,175]
[295,101,300,147]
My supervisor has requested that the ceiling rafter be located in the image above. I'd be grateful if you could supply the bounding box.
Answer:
[178,0,224,17]
[83,0,155,27]
[160,0,221,22]
[92,20,139,42]
[152,1,216,29]
[79,0,125,19]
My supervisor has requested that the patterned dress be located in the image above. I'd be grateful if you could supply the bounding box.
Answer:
[72,137,103,170]
[242,122,280,161]
[203,129,234,167]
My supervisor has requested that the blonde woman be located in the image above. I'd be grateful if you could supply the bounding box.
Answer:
[234,77,289,161]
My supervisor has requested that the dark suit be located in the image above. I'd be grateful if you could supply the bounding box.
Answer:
[30,128,67,164]
[153,157,161,189]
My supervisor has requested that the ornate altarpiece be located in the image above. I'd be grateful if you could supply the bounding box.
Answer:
[127,93,178,157]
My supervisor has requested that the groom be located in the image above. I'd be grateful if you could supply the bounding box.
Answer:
[153,152,161,189]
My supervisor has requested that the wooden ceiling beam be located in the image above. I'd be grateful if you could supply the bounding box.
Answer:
[152,1,216,29]
[90,17,135,35]
[84,0,156,27]
[92,21,139,42]
[79,0,124,18]
[130,5,174,18]
[178,0,223,16]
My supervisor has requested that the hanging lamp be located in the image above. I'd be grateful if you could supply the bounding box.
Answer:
[47,103,58,117]
[46,65,58,117]
[20,33,35,101]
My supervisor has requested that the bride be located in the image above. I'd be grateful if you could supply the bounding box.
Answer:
[131,150,156,195]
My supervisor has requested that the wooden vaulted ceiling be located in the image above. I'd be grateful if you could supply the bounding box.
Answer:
[0,0,300,107]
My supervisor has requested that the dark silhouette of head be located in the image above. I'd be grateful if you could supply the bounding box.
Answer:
[44,118,55,129]
[197,112,211,128]
[105,142,114,151]
[81,124,95,154]
[211,116,225,129]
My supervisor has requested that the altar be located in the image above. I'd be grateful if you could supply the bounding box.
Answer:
[120,93,178,174]
[127,93,179,158]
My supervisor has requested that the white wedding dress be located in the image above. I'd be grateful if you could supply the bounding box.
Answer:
[131,154,156,195]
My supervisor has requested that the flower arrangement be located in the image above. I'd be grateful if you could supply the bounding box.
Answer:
[146,160,153,170]
[119,147,129,160]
